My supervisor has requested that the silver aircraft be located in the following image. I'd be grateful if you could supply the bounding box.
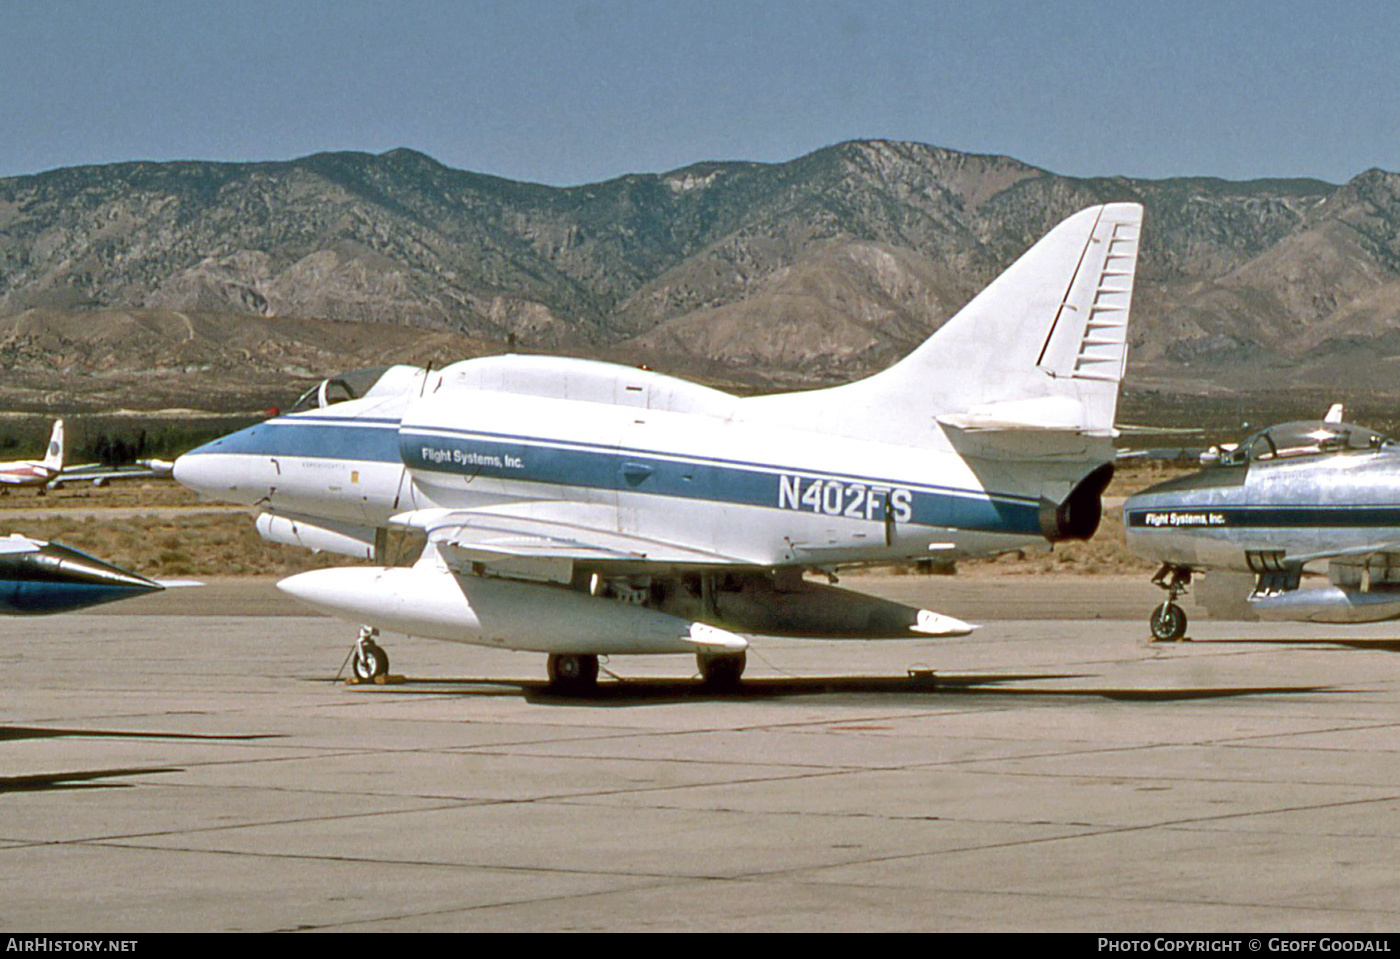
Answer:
[173,203,1143,691]
[1124,408,1400,640]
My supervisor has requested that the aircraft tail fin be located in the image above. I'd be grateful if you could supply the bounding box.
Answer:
[757,203,1143,443]
[897,202,1141,436]
[42,420,64,473]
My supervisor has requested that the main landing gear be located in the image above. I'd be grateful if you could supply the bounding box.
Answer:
[1149,564,1191,642]
[546,653,600,694]
[542,650,748,693]
[341,633,749,694]
[352,626,391,681]
[696,650,746,688]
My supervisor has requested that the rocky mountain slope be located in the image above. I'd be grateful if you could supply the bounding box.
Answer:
[2,140,1398,408]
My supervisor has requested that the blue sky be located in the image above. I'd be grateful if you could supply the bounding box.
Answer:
[4,0,1397,185]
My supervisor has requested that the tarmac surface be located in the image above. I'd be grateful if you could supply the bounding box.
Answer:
[3,574,1400,932]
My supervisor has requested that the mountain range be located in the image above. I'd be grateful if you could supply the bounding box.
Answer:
[3,140,1399,415]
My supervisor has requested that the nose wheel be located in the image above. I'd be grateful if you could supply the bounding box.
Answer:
[1149,564,1191,641]
[1150,600,1188,642]
[352,626,390,681]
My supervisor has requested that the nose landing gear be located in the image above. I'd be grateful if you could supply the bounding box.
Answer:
[352,626,391,681]
[1149,564,1191,642]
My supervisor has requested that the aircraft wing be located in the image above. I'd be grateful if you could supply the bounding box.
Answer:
[388,507,973,639]
[1280,541,1400,568]
[0,534,41,554]
[48,461,175,488]
[390,507,743,567]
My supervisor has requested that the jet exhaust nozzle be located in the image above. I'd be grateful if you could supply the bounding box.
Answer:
[1040,463,1114,543]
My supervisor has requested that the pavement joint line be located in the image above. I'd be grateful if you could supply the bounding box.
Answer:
[767,874,1400,921]
[726,791,1400,888]
[68,800,1400,926]
[55,839,771,886]
[1206,720,1400,746]
[285,870,1400,932]
[0,767,868,846]
[280,874,711,932]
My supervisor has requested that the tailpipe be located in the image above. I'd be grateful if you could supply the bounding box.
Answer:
[1040,463,1114,542]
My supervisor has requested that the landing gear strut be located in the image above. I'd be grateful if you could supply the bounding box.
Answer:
[547,653,599,693]
[352,626,390,681]
[1149,564,1191,642]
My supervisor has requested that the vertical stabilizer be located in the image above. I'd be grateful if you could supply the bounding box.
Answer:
[746,203,1143,444]
[42,420,64,473]
[888,202,1142,434]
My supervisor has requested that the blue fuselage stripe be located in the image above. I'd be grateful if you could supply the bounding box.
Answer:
[195,418,1044,535]
[190,422,403,463]
[1127,506,1400,529]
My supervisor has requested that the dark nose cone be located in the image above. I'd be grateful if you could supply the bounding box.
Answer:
[0,541,163,615]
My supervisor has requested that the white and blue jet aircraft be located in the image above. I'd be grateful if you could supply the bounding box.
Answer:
[173,202,1143,691]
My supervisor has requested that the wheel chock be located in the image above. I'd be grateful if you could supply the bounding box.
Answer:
[345,673,405,686]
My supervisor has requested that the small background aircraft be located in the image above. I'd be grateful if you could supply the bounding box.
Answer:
[0,420,65,493]
[0,418,177,491]
[1124,405,1400,639]
[47,458,176,488]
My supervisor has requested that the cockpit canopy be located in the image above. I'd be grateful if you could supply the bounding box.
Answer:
[1212,420,1394,467]
[290,365,427,412]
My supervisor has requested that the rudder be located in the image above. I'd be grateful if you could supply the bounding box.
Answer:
[42,420,64,473]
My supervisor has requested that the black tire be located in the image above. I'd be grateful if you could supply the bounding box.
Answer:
[547,653,599,692]
[697,650,746,688]
[1150,602,1187,642]
[353,643,390,680]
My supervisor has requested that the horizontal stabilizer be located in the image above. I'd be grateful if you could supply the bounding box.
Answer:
[937,396,1108,434]
[909,609,976,637]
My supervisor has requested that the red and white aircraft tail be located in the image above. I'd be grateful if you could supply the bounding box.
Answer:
[0,420,65,489]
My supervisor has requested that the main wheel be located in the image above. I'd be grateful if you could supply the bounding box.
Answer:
[697,650,746,688]
[547,653,599,693]
[1150,601,1187,642]
[353,642,390,680]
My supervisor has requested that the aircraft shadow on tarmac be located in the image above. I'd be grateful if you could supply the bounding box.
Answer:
[0,727,280,793]
[1174,636,1400,653]
[0,765,183,793]
[342,672,1337,707]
